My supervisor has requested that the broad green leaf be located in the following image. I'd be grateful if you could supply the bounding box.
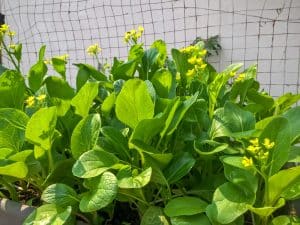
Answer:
[164,197,208,217]
[52,57,66,79]
[141,48,159,80]
[128,44,144,61]
[206,182,255,224]
[268,166,300,205]
[117,166,152,188]
[210,102,255,139]
[101,126,131,161]
[45,76,75,99]
[115,79,154,129]
[151,69,174,98]
[49,98,70,116]
[165,93,198,136]
[28,46,47,92]
[131,116,165,145]
[0,64,7,75]
[283,106,300,143]
[248,198,285,217]
[71,114,101,159]
[0,160,28,178]
[42,183,79,207]
[0,148,13,159]
[0,70,26,109]
[74,63,107,81]
[163,152,195,184]
[194,140,228,155]
[171,48,189,79]
[25,107,57,150]
[260,117,291,176]
[270,215,300,225]
[170,214,211,225]
[80,172,118,212]
[72,148,119,178]
[289,146,300,163]
[151,40,167,67]
[76,67,90,90]
[23,204,72,225]
[141,206,169,225]
[274,93,300,114]
[71,82,98,117]
[208,63,243,118]
[111,59,137,80]
[101,93,116,117]
[0,108,29,151]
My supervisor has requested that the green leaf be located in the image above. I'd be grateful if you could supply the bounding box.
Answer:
[0,70,26,109]
[23,204,72,225]
[28,46,48,92]
[260,117,291,176]
[210,102,256,139]
[194,140,228,156]
[163,152,195,184]
[270,215,300,225]
[0,108,29,151]
[117,166,152,188]
[274,93,300,114]
[52,57,67,79]
[71,82,98,117]
[268,166,300,205]
[151,40,167,67]
[164,197,208,217]
[76,67,90,90]
[101,126,131,161]
[115,79,154,129]
[45,76,75,99]
[101,93,116,117]
[74,63,107,81]
[170,214,211,225]
[283,106,300,143]
[71,114,101,159]
[80,172,118,212]
[72,148,119,178]
[0,160,28,178]
[151,69,174,98]
[141,206,170,225]
[248,198,285,217]
[171,48,189,79]
[141,48,159,80]
[25,107,57,150]
[111,59,137,80]
[206,182,255,224]
[42,183,78,207]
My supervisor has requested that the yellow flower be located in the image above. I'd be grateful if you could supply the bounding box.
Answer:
[0,24,9,33]
[247,145,260,154]
[138,25,144,33]
[44,59,52,65]
[86,44,101,56]
[186,69,196,77]
[263,138,275,149]
[199,49,207,57]
[242,156,253,167]
[176,72,181,80]
[188,56,197,65]
[55,54,69,61]
[8,44,16,50]
[37,94,46,101]
[25,96,35,107]
[236,73,246,82]
[196,58,203,65]
[249,138,259,146]
[200,64,207,69]
[8,30,16,37]
[229,71,236,77]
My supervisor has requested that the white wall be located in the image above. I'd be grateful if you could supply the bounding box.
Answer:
[1,0,300,97]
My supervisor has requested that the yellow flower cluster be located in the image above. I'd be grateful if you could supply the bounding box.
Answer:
[180,45,207,78]
[242,156,253,167]
[124,26,144,44]
[242,137,275,167]
[0,24,15,39]
[25,94,47,108]
[86,43,102,56]
[235,73,246,82]
[55,54,69,61]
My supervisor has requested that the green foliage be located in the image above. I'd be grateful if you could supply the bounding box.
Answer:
[0,29,299,225]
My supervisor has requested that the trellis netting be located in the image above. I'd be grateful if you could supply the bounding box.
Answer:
[1,0,299,97]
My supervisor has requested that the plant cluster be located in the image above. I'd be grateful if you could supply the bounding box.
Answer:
[0,24,300,225]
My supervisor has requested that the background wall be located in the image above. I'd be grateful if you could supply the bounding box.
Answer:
[1,0,300,97]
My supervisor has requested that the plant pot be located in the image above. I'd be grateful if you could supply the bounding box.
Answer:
[0,198,34,225]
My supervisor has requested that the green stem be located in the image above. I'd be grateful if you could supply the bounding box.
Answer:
[0,177,18,201]
[47,149,54,173]
[1,40,20,72]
